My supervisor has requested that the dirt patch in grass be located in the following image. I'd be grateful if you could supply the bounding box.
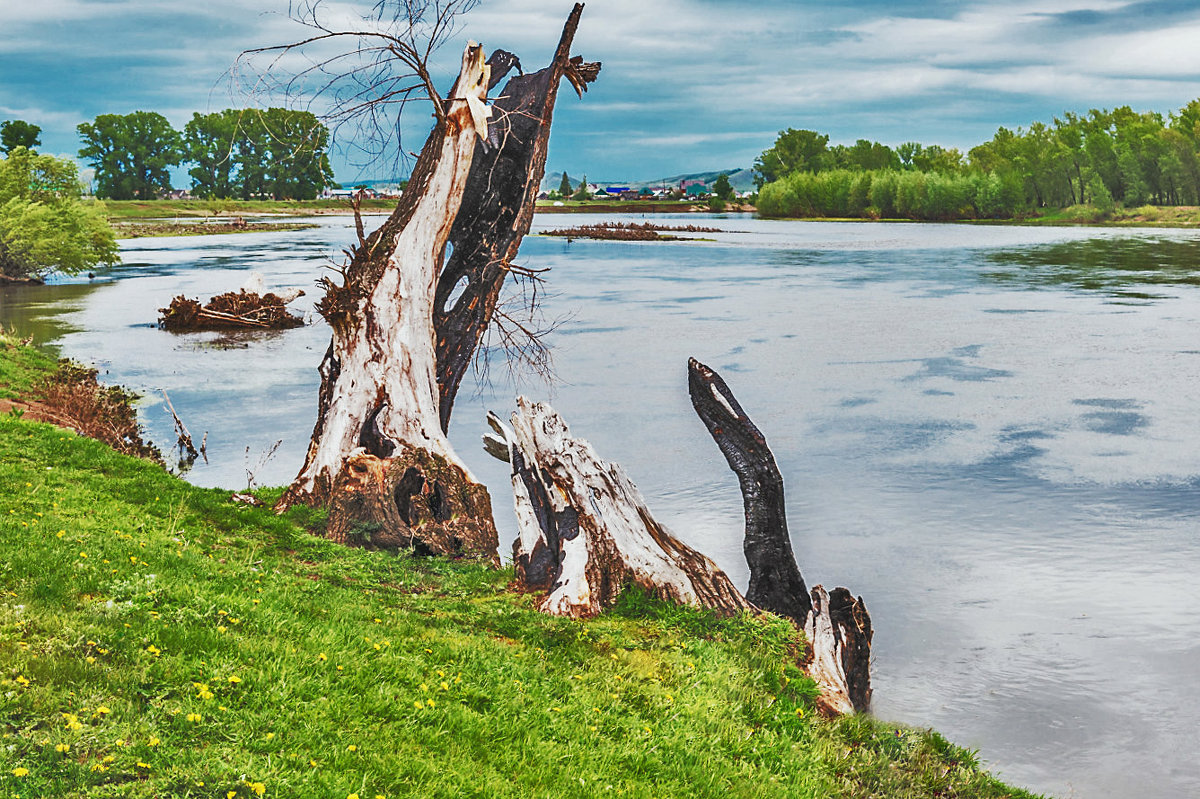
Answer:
[3,360,161,462]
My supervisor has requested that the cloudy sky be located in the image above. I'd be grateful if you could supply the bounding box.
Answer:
[4,0,1200,183]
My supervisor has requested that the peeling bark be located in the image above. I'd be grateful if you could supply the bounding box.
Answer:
[688,357,872,714]
[434,3,600,430]
[276,44,498,561]
[484,399,752,618]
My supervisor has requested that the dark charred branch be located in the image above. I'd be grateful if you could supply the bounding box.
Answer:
[434,3,600,431]
[688,357,872,714]
[687,357,811,625]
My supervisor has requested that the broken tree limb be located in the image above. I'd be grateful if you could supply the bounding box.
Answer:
[688,357,872,714]
[484,398,752,618]
[276,43,498,562]
[687,357,810,625]
[434,3,600,431]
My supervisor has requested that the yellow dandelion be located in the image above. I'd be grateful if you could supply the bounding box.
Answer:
[86,656,96,664]
[146,644,160,656]
[309,759,318,767]
[79,551,87,558]
[426,698,435,708]
[227,675,242,684]
[227,791,238,799]
[91,763,108,772]
[413,701,423,710]
[265,732,275,741]
[15,675,29,686]
[336,665,343,671]
[248,781,266,796]
[348,793,360,799]
[186,712,201,723]
[373,643,381,651]
[440,681,449,691]
[56,743,70,753]
[216,625,227,633]
[347,744,357,752]
[318,653,327,662]
[148,736,161,746]
[137,761,151,769]
[96,706,111,715]
[12,766,29,777]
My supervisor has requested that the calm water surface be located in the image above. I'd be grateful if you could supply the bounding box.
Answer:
[3,214,1200,798]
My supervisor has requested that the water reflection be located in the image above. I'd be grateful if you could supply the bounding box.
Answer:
[985,235,1200,296]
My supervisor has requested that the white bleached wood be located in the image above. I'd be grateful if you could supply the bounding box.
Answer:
[499,397,752,619]
[284,44,491,504]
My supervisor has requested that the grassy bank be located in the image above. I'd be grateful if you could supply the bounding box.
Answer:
[0,332,1038,798]
[101,199,397,221]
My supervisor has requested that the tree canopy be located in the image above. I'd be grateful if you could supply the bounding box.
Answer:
[77,111,183,200]
[757,96,1200,219]
[1,120,41,154]
[184,108,334,200]
[0,147,118,280]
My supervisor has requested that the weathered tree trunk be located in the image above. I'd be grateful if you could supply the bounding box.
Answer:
[435,3,600,430]
[276,44,498,561]
[688,357,872,715]
[483,398,753,618]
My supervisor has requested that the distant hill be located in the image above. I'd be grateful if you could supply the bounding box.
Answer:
[543,168,757,194]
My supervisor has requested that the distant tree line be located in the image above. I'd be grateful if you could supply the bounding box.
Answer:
[756,99,1200,220]
[76,109,334,201]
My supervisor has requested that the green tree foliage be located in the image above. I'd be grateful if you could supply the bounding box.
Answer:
[559,172,572,196]
[760,95,1200,219]
[184,110,241,199]
[1,120,42,154]
[572,174,590,201]
[77,111,183,200]
[753,129,830,187]
[0,147,118,279]
[712,173,735,201]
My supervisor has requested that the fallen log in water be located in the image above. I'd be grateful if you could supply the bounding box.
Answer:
[158,289,305,332]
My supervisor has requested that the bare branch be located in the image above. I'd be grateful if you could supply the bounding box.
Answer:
[234,0,482,174]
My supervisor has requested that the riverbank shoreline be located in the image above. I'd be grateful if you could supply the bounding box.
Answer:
[0,327,1038,798]
[102,198,1200,240]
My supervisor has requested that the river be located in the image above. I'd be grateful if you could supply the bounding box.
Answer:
[3,213,1199,798]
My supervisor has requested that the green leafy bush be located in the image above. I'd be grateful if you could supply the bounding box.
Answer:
[0,147,118,280]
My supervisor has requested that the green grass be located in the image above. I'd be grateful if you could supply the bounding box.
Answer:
[0,336,1041,798]
[0,331,57,401]
[101,199,398,221]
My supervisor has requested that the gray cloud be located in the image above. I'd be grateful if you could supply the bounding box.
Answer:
[3,0,1200,182]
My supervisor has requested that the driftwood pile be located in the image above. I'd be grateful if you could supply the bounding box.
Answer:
[158,289,304,332]
[541,221,721,241]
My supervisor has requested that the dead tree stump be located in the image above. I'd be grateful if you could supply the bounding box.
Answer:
[484,398,752,618]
